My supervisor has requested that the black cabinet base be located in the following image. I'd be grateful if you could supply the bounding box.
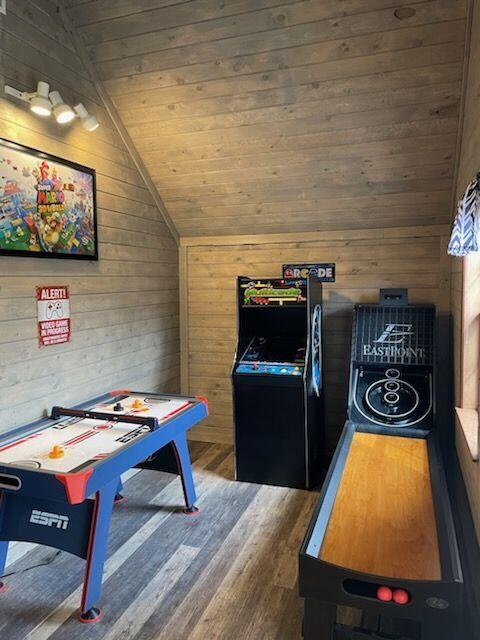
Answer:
[303,598,335,639]
[302,599,459,640]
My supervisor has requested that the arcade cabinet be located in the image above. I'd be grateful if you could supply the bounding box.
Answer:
[232,275,324,489]
[299,289,463,640]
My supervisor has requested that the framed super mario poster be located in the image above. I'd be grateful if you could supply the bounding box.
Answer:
[0,138,98,260]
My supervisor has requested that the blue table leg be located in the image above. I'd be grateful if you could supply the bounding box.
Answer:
[0,493,8,591]
[79,478,117,623]
[114,477,125,504]
[0,541,8,592]
[172,432,198,514]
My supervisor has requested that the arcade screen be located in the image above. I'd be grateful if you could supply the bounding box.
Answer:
[241,336,306,364]
[0,139,98,260]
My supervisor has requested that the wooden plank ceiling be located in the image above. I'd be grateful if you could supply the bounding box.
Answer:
[66,0,467,237]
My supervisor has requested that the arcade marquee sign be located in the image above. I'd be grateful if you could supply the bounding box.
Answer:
[242,280,306,306]
[283,263,335,283]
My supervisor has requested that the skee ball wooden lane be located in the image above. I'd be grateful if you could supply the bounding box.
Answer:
[320,432,441,583]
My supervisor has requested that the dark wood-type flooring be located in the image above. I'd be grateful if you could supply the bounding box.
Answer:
[0,443,318,640]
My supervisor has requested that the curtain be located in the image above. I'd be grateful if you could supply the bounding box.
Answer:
[448,174,480,257]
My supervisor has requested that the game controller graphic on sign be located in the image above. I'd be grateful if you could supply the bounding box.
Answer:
[46,300,66,319]
[36,286,71,346]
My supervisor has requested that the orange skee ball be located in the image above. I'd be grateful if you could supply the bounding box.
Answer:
[49,445,65,459]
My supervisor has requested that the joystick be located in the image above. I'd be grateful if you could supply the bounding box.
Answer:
[113,402,124,412]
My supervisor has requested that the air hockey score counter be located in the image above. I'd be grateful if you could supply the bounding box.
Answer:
[299,290,463,640]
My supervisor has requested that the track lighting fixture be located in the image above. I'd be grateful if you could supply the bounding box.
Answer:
[3,81,99,132]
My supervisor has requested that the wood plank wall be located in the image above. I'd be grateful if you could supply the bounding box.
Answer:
[0,1,179,434]
[66,0,467,237]
[450,0,480,541]
[182,226,451,452]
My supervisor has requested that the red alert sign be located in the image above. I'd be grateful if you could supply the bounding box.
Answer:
[36,286,71,347]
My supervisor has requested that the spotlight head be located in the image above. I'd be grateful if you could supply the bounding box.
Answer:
[49,91,75,124]
[57,108,76,124]
[30,100,51,117]
[74,103,99,132]
[82,115,99,132]
[30,81,51,117]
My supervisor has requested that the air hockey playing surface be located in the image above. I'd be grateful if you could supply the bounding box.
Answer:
[0,393,191,474]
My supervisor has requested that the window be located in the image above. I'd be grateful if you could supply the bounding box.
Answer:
[456,252,480,462]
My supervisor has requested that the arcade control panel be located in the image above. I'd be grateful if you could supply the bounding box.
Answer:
[236,363,302,376]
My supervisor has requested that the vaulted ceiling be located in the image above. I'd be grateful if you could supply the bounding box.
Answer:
[65,0,468,237]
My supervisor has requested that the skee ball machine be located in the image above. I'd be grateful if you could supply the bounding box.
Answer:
[299,289,463,640]
[232,275,324,489]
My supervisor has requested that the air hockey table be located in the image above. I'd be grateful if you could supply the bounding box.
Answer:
[0,389,208,623]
